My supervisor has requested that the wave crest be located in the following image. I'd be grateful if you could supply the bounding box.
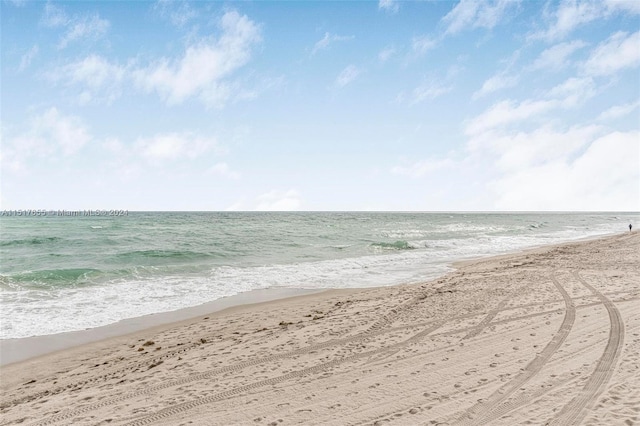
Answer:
[370,240,415,250]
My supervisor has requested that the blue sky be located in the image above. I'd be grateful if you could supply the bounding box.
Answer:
[1,0,639,211]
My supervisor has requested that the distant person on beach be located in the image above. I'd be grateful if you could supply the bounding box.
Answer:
[630,224,633,232]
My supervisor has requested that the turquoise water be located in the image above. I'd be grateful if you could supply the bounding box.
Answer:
[1,212,636,338]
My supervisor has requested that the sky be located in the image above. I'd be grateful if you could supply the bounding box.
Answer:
[1,0,639,211]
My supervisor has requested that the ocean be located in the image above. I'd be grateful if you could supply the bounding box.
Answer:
[0,212,636,339]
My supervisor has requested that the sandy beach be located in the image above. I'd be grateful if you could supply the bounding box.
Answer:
[1,232,638,425]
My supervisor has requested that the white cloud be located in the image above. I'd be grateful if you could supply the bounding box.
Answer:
[30,108,91,156]
[154,0,197,27]
[412,36,437,55]
[597,100,640,121]
[206,162,241,179]
[546,76,596,107]
[530,40,588,70]
[100,138,144,181]
[531,0,640,42]
[135,132,214,163]
[48,11,265,107]
[604,0,640,14]
[18,45,39,72]
[443,0,480,34]
[472,49,521,99]
[442,0,519,35]
[409,0,517,60]
[48,55,126,104]
[2,108,91,174]
[582,31,640,76]
[455,50,638,211]
[409,80,452,104]
[492,130,640,210]
[42,2,69,27]
[42,3,110,49]
[335,65,361,87]
[133,10,261,107]
[413,118,639,210]
[98,132,221,181]
[477,124,602,172]
[60,55,125,87]
[59,15,110,49]
[379,0,399,14]
[468,76,596,136]
[533,0,603,41]
[466,99,557,137]
[378,46,396,62]
[103,138,127,156]
[473,71,518,99]
[255,190,302,211]
[311,32,354,55]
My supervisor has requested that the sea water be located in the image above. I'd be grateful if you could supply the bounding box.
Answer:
[1,212,636,339]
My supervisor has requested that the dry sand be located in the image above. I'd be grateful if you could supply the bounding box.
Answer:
[1,233,638,425]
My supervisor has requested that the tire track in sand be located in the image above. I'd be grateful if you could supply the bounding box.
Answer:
[29,316,446,426]
[463,293,514,340]
[24,292,435,425]
[546,271,625,426]
[25,320,427,426]
[4,294,416,411]
[370,291,515,367]
[8,288,627,410]
[24,293,610,426]
[25,285,634,426]
[27,292,639,426]
[455,271,576,426]
[119,321,447,426]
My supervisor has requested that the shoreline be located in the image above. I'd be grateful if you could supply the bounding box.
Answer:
[0,287,325,367]
[451,230,620,269]
[1,232,638,425]
[0,230,624,367]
